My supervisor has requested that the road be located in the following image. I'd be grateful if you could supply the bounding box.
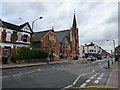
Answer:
[2,58,114,89]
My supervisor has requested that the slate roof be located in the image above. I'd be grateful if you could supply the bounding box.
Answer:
[33,30,54,42]
[55,29,70,43]
[1,20,20,31]
[86,42,95,46]
[0,19,32,33]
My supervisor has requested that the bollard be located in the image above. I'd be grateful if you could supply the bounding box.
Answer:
[112,60,113,64]
[108,61,110,68]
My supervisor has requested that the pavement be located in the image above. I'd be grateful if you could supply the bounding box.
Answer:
[0,58,76,69]
[106,61,120,88]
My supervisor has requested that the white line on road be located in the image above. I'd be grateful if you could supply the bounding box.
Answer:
[102,73,104,75]
[38,69,41,71]
[97,77,101,80]
[64,69,95,88]
[31,70,36,73]
[90,76,94,79]
[100,74,103,77]
[73,75,82,85]
[94,80,99,84]
[12,73,23,77]
[86,79,91,83]
[0,76,9,78]
[106,71,112,86]
[64,85,73,88]
[61,66,64,67]
[52,67,55,69]
[80,83,87,87]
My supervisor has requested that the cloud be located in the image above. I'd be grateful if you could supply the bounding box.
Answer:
[1,1,118,52]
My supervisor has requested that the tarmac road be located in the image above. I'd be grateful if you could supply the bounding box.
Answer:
[2,58,113,89]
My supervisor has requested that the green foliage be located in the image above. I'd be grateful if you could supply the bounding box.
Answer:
[15,47,48,60]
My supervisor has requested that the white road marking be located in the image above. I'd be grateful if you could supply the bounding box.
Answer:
[24,70,36,74]
[31,70,36,73]
[100,74,103,77]
[106,71,112,86]
[61,66,64,67]
[102,73,104,75]
[0,76,9,78]
[25,72,32,74]
[38,69,41,71]
[80,83,87,87]
[97,77,101,80]
[90,77,94,79]
[64,85,73,88]
[73,75,81,85]
[94,80,99,84]
[86,79,91,83]
[12,73,23,77]
[64,69,96,88]
[52,67,55,69]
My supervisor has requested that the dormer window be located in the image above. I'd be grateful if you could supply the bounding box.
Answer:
[6,31,11,41]
[23,34,28,42]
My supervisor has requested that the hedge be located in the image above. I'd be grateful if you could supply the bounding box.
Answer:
[15,47,48,61]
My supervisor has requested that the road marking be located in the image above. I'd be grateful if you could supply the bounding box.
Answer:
[94,80,99,84]
[106,71,112,86]
[0,76,9,78]
[38,69,41,71]
[86,79,91,83]
[31,70,36,73]
[80,83,87,87]
[64,69,95,88]
[25,72,32,74]
[52,67,55,69]
[64,85,73,88]
[61,66,64,67]
[100,74,103,77]
[97,77,101,80]
[102,73,104,75]
[12,73,23,77]
[24,70,36,74]
[90,76,94,79]
[73,75,81,85]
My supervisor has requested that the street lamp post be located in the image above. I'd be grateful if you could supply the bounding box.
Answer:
[107,40,116,64]
[32,16,43,32]
[113,40,116,62]
[31,16,43,46]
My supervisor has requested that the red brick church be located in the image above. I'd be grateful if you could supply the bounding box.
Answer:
[32,12,79,60]
[56,13,79,59]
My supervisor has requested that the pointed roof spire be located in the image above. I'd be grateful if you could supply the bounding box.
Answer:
[72,11,77,29]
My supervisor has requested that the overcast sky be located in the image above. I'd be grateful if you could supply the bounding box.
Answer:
[1,0,119,53]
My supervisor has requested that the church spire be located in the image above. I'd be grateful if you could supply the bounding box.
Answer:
[72,11,77,29]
